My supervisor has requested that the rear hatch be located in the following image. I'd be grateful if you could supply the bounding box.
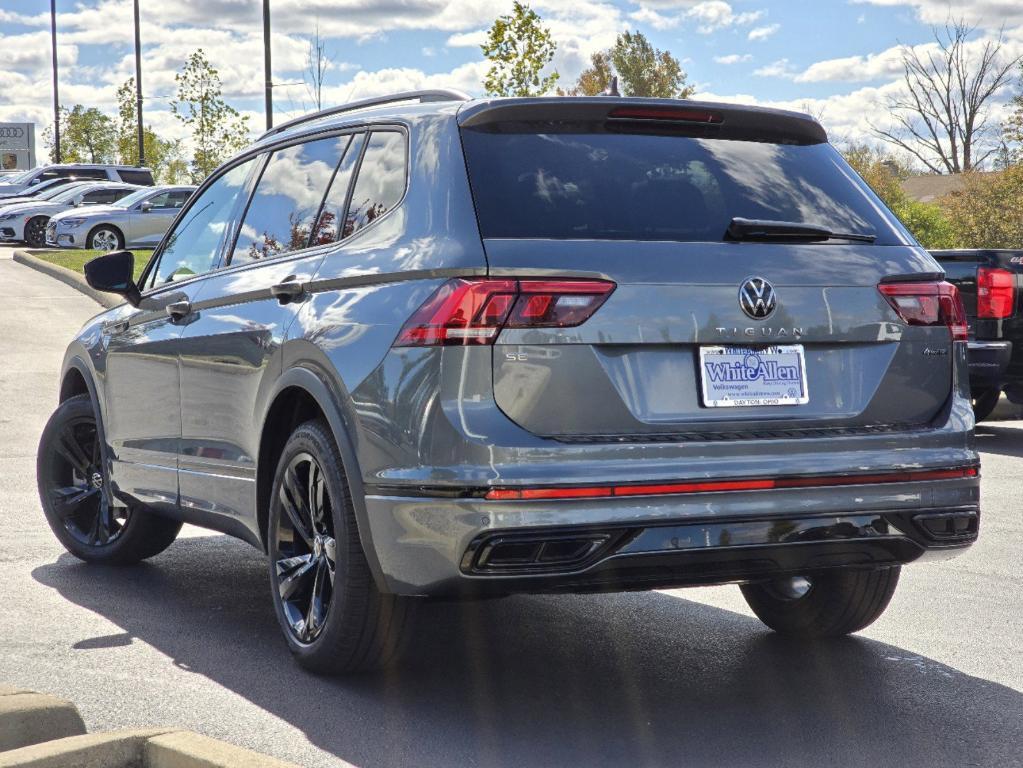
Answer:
[458,99,958,439]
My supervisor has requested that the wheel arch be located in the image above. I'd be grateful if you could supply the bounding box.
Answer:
[57,354,116,508]
[256,365,386,589]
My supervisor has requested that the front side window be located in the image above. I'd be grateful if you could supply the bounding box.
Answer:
[230,135,352,265]
[145,190,184,210]
[147,159,256,288]
[343,131,406,238]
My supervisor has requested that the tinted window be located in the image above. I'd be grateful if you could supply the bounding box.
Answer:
[231,135,351,264]
[310,133,364,245]
[461,131,907,245]
[344,131,406,238]
[146,190,189,210]
[118,169,155,185]
[148,159,255,287]
[82,188,128,205]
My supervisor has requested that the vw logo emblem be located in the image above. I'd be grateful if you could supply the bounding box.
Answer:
[739,277,777,319]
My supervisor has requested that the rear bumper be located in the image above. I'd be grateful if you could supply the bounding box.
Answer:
[363,473,980,596]
[967,340,1012,388]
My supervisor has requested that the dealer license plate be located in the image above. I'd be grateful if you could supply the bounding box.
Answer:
[699,345,809,407]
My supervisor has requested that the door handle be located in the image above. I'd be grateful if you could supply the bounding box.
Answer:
[166,300,192,321]
[271,277,304,304]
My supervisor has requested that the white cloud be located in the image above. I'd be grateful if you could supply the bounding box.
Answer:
[852,0,1023,29]
[714,53,753,64]
[687,1,763,34]
[794,46,907,83]
[446,30,487,47]
[748,24,780,41]
[629,6,681,30]
[753,58,795,78]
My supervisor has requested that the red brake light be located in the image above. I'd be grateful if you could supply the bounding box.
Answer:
[395,278,615,347]
[608,107,723,124]
[977,267,1015,319]
[878,281,967,341]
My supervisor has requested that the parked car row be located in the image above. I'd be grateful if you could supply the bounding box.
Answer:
[0,177,194,249]
[38,91,981,675]
[0,163,154,198]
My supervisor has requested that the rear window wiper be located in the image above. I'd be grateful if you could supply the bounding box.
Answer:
[726,217,877,243]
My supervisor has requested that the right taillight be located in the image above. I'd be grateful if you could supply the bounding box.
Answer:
[394,278,616,347]
[878,280,968,341]
[977,267,1015,319]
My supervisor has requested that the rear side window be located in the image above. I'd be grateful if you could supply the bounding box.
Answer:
[230,134,352,264]
[311,133,365,245]
[344,131,406,238]
[460,131,908,245]
[118,169,155,185]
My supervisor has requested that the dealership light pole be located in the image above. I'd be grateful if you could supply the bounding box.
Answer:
[133,0,144,165]
[50,0,61,163]
[262,0,273,130]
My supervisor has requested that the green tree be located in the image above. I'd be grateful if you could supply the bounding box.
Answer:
[481,1,559,97]
[571,31,693,98]
[171,49,251,182]
[843,144,955,248]
[115,78,186,183]
[941,165,1023,248]
[43,105,118,163]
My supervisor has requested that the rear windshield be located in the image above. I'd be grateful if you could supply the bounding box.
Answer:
[461,130,909,245]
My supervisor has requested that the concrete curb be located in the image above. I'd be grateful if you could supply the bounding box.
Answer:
[11,249,119,308]
[0,690,86,751]
[0,729,172,768]
[0,686,302,767]
[145,731,302,768]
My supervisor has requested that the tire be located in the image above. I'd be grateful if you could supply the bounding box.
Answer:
[971,388,1001,423]
[739,566,900,638]
[87,225,124,252]
[24,216,48,247]
[267,419,413,674]
[36,394,182,564]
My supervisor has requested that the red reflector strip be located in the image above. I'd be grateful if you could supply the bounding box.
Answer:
[484,467,977,501]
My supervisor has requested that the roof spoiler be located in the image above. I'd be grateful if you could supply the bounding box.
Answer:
[457,97,828,145]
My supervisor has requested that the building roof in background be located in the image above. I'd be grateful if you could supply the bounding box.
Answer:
[901,172,1002,203]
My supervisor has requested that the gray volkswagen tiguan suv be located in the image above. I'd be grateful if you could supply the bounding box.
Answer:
[38,91,980,673]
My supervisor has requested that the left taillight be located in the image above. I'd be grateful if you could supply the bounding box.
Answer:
[394,278,616,347]
[878,280,968,341]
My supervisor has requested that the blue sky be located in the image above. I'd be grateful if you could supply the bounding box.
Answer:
[1,0,1021,163]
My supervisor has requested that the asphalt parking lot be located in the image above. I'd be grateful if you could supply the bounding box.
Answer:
[0,244,1020,768]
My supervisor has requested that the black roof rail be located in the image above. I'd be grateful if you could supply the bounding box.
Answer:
[259,88,472,140]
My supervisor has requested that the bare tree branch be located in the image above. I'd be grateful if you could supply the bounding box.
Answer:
[875,19,1021,173]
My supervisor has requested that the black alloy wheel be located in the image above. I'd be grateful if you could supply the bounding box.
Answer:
[38,394,182,564]
[25,217,48,247]
[42,408,128,546]
[273,452,337,644]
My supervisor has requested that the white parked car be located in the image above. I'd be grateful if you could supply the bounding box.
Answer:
[0,182,139,246]
[0,164,154,198]
[47,185,195,251]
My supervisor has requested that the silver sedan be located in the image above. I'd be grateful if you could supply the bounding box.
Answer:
[46,185,196,251]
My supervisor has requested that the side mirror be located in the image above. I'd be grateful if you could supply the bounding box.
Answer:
[83,250,142,307]
[140,200,153,212]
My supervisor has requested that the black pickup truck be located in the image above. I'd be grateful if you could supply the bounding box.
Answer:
[931,249,1023,421]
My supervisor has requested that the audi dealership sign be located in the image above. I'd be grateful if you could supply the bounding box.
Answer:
[0,123,35,171]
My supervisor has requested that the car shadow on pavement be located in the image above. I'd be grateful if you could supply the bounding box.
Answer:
[33,538,1022,768]
[975,423,1023,460]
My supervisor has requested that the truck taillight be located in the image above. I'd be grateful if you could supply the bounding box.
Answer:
[394,278,616,346]
[878,281,968,341]
[977,267,1015,319]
